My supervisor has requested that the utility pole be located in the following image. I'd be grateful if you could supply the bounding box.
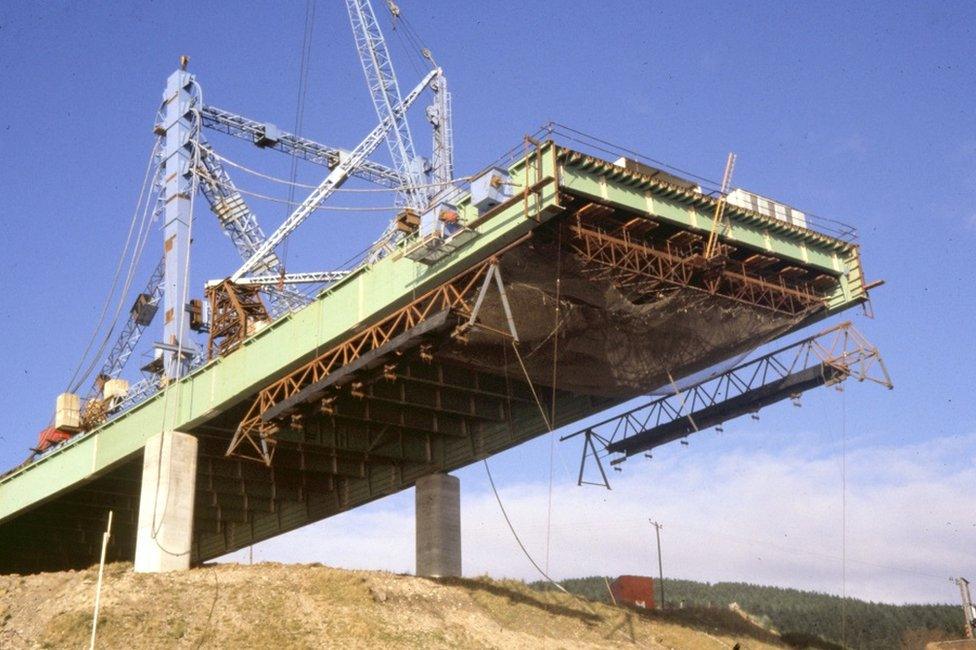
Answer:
[650,520,665,609]
[955,577,976,638]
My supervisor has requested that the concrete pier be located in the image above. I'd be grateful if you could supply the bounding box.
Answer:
[134,430,198,572]
[415,472,461,577]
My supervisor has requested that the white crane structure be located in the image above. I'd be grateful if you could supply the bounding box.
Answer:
[75,0,458,426]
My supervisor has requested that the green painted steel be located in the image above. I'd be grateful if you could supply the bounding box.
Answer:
[0,141,866,525]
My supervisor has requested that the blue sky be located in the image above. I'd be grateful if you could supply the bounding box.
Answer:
[1,1,974,604]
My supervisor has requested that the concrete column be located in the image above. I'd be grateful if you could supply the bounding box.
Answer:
[415,472,461,578]
[135,430,197,572]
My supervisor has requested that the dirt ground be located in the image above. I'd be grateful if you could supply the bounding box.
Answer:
[0,562,787,649]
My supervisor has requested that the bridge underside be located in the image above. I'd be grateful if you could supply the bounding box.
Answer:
[0,188,847,574]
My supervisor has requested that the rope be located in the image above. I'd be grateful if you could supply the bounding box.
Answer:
[510,342,552,431]
[193,567,220,649]
[488,340,596,612]
[65,139,160,393]
[545,237,562,577]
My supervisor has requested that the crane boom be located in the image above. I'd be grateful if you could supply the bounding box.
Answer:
[86,257,165,399]
[346,0,427,209]
[231,68,438,282]
[200,105,405,189]
[229,271,350,286]
[196,146,309,314]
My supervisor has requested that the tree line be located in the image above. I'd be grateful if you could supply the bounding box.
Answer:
[529,576,963,649]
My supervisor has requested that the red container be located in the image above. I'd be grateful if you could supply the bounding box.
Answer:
[610,575,655,609]
[35,427,72,453]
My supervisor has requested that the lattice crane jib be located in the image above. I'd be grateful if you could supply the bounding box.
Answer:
[196,146,309,315]
[346,0,428,211]
[230,68,439,282]
[86,257,165,402]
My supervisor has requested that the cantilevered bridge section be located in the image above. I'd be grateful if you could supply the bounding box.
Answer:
[0,141,874,574]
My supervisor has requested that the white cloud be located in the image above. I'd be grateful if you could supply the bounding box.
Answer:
[221,431,976,605]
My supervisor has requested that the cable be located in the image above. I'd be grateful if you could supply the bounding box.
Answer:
[482,458,581,604]
[204,148,474,192]
[283,0,317,271]
[193,566,220,649]
[192,168,401,211]
[64,139,160,393]
[510,342,552,431]
[545,237,562,578]
[71,136,163,398]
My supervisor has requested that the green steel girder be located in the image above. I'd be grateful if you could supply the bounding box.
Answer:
[0,140,869,540]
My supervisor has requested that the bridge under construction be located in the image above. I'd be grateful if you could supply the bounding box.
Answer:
[0,2,890,576]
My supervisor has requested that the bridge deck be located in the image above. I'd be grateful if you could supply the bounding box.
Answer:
[0,141,869,573]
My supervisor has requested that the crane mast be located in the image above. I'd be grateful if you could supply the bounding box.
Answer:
[428,73,454,201]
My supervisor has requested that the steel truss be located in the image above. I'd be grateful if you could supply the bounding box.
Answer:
[225,254,513,465]
[561,321,892,488]
[231,68,439,282]
[200,105,404,189]
[206,280,272,358]
[230,271,350,287]
[567,209,828,316]
[196,145,309,315]
[86,257,165,400]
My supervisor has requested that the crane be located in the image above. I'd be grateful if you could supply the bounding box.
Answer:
[346,0,428,211]
[231,66,439,282]
[196,144,310,315]
[54,0,456,443]
[86,257,165,401]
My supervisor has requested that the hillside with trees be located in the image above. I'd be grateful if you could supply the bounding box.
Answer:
[531,576,963,649]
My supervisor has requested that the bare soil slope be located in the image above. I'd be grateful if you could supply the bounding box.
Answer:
[0,562,786,649]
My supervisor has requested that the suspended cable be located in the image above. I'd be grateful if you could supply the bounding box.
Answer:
[72,158,161,396]
[282,0,317,271]
[392,20,424,79]
[205,148,473,192]
[192,168,401,212]
[65,139,160,394]
[841,386,848,647]
[482,458,580,603]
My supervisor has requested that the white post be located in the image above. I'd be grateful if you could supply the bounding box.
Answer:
[89,510,113,650]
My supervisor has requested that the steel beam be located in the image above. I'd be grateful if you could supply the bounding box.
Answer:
[200,105,403,189]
